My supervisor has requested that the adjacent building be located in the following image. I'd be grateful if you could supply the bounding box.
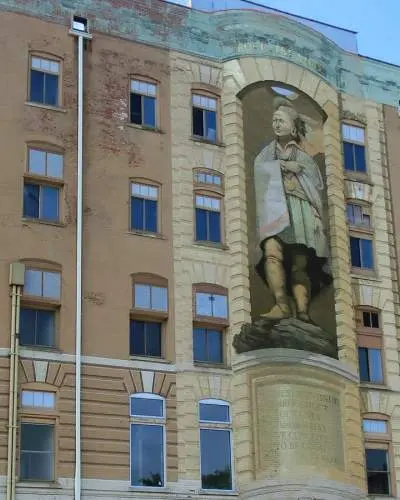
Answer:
[0,0,400,498]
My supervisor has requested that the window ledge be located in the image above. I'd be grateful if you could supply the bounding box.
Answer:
[193,363,232,374]
[191,136,225,148]
[351,271,380,282]
[25,101,67,113]
[199,489,238,496]
[20,345,62,354]
[360,383,390,391]
[22,218,65,228]
[17,480,62,489]
[193,241,229,251]
[129,355,170,364]
[127,230,166,240]
[344,172,373,185]
[348,225,373,235]
[129,486,167,492]
[126,123,164,134]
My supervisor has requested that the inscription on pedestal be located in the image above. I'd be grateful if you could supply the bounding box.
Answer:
[254,382,344,473]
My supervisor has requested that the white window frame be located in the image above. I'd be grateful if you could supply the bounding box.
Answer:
[129,393,166,489]
[198,398,234,492]
[130,79,158,127]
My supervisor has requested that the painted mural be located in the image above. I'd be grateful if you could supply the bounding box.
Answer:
[233,82,338,358]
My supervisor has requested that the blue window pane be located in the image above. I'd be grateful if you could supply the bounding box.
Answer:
[200,402,230,423]
[354,144,366,173]
[209,211,221,243]
[131,397,164,418]
[200,429,232,490]
[196,292,213,316]
[213,295,228,319]
[369,349,383,383]
[41,185,59,222]
[193,327,207,362]
[20,308,37,346]
[36,310,55,347]
[130,93,142,124]
[23,184,40,219]
[196,208,208,241]
[361,239,374,269]
[146,322,162,357]
[193,107,204,137]
[131,197,144,231]
[205,110,217,142]
[135,284,151,309]
[44,74,58,106]
[343,142,354,171]
[143,96,156,128]
[30,70,44,103]
[366,449,388,472]
[131,424,164,487]
[208,330,223,363]
[130,320,145,356]
[144,199,157,233]
[358,347,369,382]
[350,237,361,267]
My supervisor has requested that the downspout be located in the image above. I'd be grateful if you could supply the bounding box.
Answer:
[6,262,25,500]
[69,19,91,500]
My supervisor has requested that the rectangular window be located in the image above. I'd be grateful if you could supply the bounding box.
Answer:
[24,269,61,300]
[28,149,63,179]
[130,80,157,128]
[350,236,374,269]
[130,423,164,487]
[195,171,222,186]
[20,308,55,347]
[363,419,388,434]
[134,283,167,312]
[342,124,366,173]
[130,183,158,233]
[21,391,55,409]
[363,310,379,329]
[200,429,232,490]
[130,320,162,357]
[130,395,164,419]
[23,183,60,222]
[195,292,228,319]
[192,94,217,142]
[346,203,371,229]
[199,401,230,423]
[193,327,223,364]
[20,423,54,481]
[366,448,390,495]
[195,195,221,243]
[358,347,383,384]
[30,57,60,107]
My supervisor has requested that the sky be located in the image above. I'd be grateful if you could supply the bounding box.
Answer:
[167,0,400,66]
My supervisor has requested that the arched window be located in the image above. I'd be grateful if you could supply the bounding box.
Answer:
[198,399,233,491]
[130,393,166,488]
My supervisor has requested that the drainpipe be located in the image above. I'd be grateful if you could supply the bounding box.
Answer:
[6,262,25,500]
[69,17,91,500]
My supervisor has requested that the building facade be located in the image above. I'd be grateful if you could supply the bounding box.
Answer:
[0,0,400,499]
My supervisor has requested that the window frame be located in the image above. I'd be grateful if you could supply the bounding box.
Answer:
[198,398,234,492]
[129,180,161,235]
[346,201,372,231]
[28,53,62,108]
[129,77,158,129]
[342,122,368,176]
[129,393,166,489]
[363,413,395,497]
[349,233,375,274]
[191,87,221,144]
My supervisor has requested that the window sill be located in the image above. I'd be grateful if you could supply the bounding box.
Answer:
[191,136,225,148]
[127,230,166,240]
[193,363,231,373]
[348,225,373,235]
[360,383,390,391]
[25,101,67,113]
[199,489,237,496]
[344,172,373,185]
[17,480,62,488]
[22,218,65,228]
[126,123,163,134]
[193,241,229,251]
[20,345,61,354]
[129,485,167,492]
[351,270,380,281]
[129,355,170,364]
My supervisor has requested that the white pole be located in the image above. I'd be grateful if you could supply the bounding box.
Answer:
[75,32,84,500]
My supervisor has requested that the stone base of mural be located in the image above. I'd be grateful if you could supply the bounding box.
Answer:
[233,317,338,358]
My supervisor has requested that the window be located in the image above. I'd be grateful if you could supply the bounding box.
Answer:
[199,399,232,491]
[342,123,367,173]
[363,416,392,495]
[130,394,165,487]
[130,276,168,358]
[346,202,371,230]
[130,182,158,233]
[356,308,384,385]
[193,285,228,365]
[20,267,61,348]
[20,423,54,481]
[23,148,63,223]
[192,93,217,142]
[362,310,380,329]
[358,347,383,383]
[21,391,55,409]
[29,56,60,106]
[195,171,222,187]
[195,195,221,243]
[130,79,157,128]
[350,236,374,270]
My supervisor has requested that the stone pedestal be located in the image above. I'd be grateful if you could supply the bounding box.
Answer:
[232,349,367,500]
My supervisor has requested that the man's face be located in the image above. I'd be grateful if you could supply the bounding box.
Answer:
[272,109,294,137]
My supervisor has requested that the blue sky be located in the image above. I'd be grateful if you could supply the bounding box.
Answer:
[168,0,400,65]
